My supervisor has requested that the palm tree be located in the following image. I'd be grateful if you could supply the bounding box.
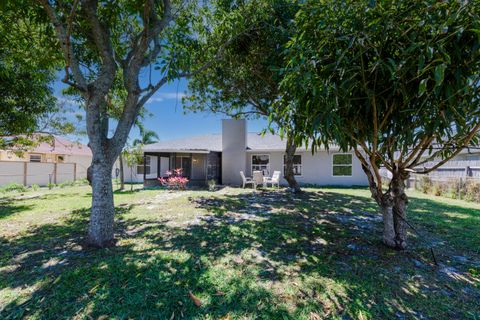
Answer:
[118,125,159,190]
[133,126,159,146]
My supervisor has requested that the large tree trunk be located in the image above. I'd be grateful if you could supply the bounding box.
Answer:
[379,174,409,250]
[87,154,116,247]
[119,155,125,190]
[284,134,301,193]
[358,159,408,250]
[379,195,397,248]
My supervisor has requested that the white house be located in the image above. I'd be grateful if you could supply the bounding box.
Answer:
[123,119,368,187]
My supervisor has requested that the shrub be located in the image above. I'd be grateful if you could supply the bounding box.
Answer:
[30,184,40,191]
[464,179,480,203]
[208,179,216,191]
[59,180,75,188]
[158,168,189,190]
[1,183,27,193]
[419,176,432,194]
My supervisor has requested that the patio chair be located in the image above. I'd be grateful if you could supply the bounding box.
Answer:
[253,170,264,188]
[240,171,256,189]
[264,171,281,188]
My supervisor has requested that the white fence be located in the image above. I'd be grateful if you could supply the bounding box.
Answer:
[0,161,81,186]
[415,160,480,179]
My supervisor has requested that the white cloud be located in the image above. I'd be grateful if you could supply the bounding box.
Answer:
[146,92,186,104]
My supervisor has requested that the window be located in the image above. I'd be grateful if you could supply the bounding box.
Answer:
[137,156,151,175]
[252,155,270,175]
[332,153,353,176]
[283,155,302,176]
[29,154,42,163]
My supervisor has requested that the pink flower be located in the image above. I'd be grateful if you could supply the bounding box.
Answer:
[158,168,188,190]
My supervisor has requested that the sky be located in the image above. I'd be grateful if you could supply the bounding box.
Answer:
[54,77,268,145]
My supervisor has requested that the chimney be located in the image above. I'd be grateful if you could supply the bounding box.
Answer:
[221,119,247,185]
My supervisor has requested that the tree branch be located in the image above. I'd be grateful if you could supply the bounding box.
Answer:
[38,0,87,92]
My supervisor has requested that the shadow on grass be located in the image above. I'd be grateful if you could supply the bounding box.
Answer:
[0,190,479,319]
[0,199,34,220]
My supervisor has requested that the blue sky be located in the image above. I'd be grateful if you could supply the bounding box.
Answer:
[54,77,268,145]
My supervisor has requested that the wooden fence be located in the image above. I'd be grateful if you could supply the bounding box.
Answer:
[407,160,480,188]
[414,160,480,178]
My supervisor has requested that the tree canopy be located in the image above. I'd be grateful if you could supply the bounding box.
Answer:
[280,0,480,248]
[0,1,60,136]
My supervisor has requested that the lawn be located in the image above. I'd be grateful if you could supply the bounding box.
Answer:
[0,185,479,319]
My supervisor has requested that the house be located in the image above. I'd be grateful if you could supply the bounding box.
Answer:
[123,119,368,187]
[0,135,92,186]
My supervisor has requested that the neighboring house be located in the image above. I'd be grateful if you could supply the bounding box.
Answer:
[0,135,92,186]
[123,119,368,187]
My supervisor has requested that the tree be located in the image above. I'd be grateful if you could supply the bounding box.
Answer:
[36,0,210,247]
[281,0,480,249]
[122,145,143,191]
[184,0,303,192]
[118,125,158,190]
[133,126,159,146]
[0,1,59,137]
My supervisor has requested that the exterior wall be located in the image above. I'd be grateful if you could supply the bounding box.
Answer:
[221,119,247,185]
[451,153,480,161]
[0,162,24,185]
[121,155,159,183]
[0,161,78,186]
[65,155,91,179]
[245,150,368,186]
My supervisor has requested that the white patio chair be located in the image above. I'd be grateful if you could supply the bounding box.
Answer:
[240,171,256,189]
[253,171,264,188]
[264,171,281,188]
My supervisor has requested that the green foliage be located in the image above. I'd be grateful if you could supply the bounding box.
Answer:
[0,0,60,136]
[281,0,480,164]
[208,179,217,191]
[58,181,76,188]
[0,183,28,193]
[184,0,300,132]
[133,126,159,146]
[30,184,40,191]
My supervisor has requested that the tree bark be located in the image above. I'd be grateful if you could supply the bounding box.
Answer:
[87,155,116,247]
[119,154,125,190]
[391,173,408,250]
[379,195,397,248]
[284,134,301,193]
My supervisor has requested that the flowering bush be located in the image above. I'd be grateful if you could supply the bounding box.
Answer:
[158,168,189,190]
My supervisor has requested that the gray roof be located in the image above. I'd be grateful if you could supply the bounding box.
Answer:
[142,132,311,153]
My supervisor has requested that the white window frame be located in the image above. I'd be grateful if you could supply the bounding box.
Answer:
[137,156,151,175]
[251,154,270,175]
[29,154,42,163]
[332,153,353,177]
[283,154,302,177]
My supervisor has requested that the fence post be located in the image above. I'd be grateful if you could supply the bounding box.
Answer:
[53,163,57,184]
[465,166,472,177]
[73,163,77,181]
[23,162,27,186]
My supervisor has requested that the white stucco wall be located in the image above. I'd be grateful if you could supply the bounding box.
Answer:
[221,119,247,185]
[120,155,158,183]
[244,150,368,186]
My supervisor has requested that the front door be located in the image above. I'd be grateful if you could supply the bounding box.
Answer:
[175,156,191,178]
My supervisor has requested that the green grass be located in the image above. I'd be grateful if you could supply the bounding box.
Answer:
[0,185,479,319]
